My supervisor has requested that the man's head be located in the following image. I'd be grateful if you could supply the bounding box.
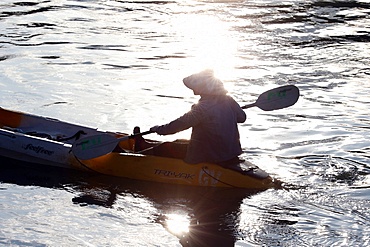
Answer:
[183,69,227,95]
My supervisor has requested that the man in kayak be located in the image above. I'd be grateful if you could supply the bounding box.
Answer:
[148,69,247,166]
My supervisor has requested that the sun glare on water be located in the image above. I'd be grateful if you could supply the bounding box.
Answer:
[172,13,239,80]
[165,213,190,236]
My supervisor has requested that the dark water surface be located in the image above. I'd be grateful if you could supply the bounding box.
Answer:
[1,0,370,246]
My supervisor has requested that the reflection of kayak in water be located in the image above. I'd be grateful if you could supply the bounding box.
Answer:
[0,158,261,247]
[0,107,280,190]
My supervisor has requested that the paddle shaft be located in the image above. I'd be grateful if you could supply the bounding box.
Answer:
[241,102,257,109]
[156,85,299,111]
[119,130,153,141]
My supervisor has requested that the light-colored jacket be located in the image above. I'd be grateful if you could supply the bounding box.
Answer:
[155,95,246,164]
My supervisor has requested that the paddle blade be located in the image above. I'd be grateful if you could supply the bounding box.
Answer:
[72,134,121,160]
[254,85,299,111]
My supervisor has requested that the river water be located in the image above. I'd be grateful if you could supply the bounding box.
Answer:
[1,0,370,246]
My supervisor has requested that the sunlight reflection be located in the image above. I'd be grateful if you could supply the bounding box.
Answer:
[165,213,190,236]
[173,13,239,80]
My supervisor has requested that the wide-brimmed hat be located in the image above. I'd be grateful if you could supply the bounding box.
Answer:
[183,69,227,95]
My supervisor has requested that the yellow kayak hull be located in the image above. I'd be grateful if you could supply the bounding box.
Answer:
[80,152,276,189]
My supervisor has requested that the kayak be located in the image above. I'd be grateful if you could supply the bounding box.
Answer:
[0,107,279,189]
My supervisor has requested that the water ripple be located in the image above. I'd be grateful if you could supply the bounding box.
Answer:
[1,0,370,246]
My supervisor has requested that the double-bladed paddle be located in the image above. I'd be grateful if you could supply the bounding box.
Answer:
[72,84,299,160]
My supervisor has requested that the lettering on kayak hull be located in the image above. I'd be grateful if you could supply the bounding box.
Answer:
[153,167,223,186]
[22,144,55,156]
[154,169,195,180]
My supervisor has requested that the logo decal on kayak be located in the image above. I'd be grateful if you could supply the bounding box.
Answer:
[199,167,222,186]
[154,169,195,180]
[23,144,55,156]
